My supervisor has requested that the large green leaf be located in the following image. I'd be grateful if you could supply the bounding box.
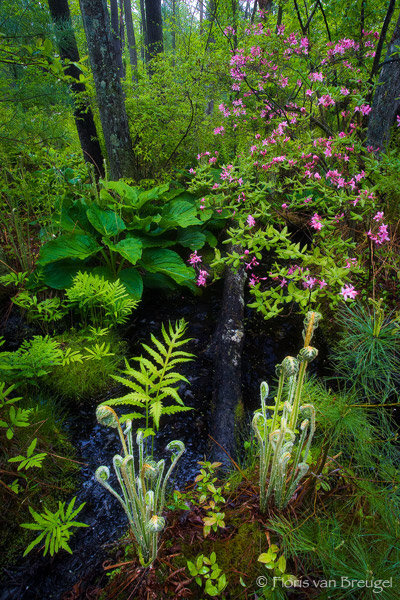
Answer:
[126,234,175,249]
[176,228,206,250]
[59,198,93,234]
[119,268,143,300]
[139,249,195,285]
[40,260,83,289]
[126,214,160,232]
[86,205,126,236]
[104,237,143,265]
[101,181,141,208]
[141,272,177,290]
[159,200,201,229]
[38,234,101,266]
[137,183,170,208]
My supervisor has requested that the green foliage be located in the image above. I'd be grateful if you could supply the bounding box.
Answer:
[0,335,66,382]
[8,437,47,470]
[253,312,321,511]
[187,552,228,597]
[269,514,400,600]
[21,497,87,557]
[194,461,228,537]
[95,407,185,566]
[45,329,125,400]
[0,383,27,440]
[104,319,194,438]
[37,180,221,298]
[257,545,297,598]
[331,298,400,402]
[12,291,68,332]
[66,271,138,327]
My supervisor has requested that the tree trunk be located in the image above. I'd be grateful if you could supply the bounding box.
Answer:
[367,10,400,154]
[110,0,124,77]
[124,0,138,83]
[144,0,163,65]
[210,246,246,468]
[139,0,147,62]
[172,0,176,53]
[47,0,104,177]
[200,0,204,33]
[79,0,136,180]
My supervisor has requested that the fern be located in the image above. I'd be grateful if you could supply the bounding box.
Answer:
[66,271,138,328]
[104,319,194,440]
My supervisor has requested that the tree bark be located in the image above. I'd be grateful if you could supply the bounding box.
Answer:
[110,0,124,78]
[79,0,136,180]
[210,246,246,468]
[47,0,104,177]
[367,10,400,154]
[123,0,138,84]
[144,0,163,64]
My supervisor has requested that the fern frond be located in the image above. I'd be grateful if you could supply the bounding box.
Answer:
[133,356,160,377]
[162,406,193,415]
[104,394,146,407]
[111,375,146,395]
[141,344,164,367]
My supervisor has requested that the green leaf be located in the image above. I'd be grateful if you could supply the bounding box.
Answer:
[140,249,195,286]
[119,268,143,300]
[176,228,206,250]
[38,234,100,266]
[277,555,286,573]
[40,260,83,289]
[86,205,126,236]
[105,237,142,265]
[160,200,201,229]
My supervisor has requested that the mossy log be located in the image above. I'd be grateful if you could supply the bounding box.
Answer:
[210,245,246,468]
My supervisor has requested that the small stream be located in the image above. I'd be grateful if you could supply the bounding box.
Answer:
[0,288,328,600]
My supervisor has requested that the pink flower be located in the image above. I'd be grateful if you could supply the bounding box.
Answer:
[196,270,208,287]
[281,203,288,209]
[310,213,323,230]
[340,284,358,300]
[319,279,327,289]
[188,251,202,266]
[397,115,400,127]
[308,71,324,82]
[303,276,317,289]
[373,211,384,222]
[213,126,225,135]
[247,215,256,227]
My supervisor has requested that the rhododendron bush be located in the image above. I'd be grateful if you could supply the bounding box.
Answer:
[188,11,398,319]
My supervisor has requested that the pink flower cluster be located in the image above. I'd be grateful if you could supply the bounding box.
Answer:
[310,213,323,230]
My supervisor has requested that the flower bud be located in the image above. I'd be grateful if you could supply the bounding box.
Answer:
[147,515,166,533]
[298,346,318,363]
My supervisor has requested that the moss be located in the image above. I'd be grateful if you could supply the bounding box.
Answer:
[45,329,127,401]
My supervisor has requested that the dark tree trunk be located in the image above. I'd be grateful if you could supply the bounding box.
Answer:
[110,0,124,77]
[210,246,246,468]
[144,0,163,64]
[124,0,138,83]
[47,0,104,177]
[367,10,400,154]
[79,0,136,180]
[200,0,204,33]
[139,0,147,62]
[172,0,176,53]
